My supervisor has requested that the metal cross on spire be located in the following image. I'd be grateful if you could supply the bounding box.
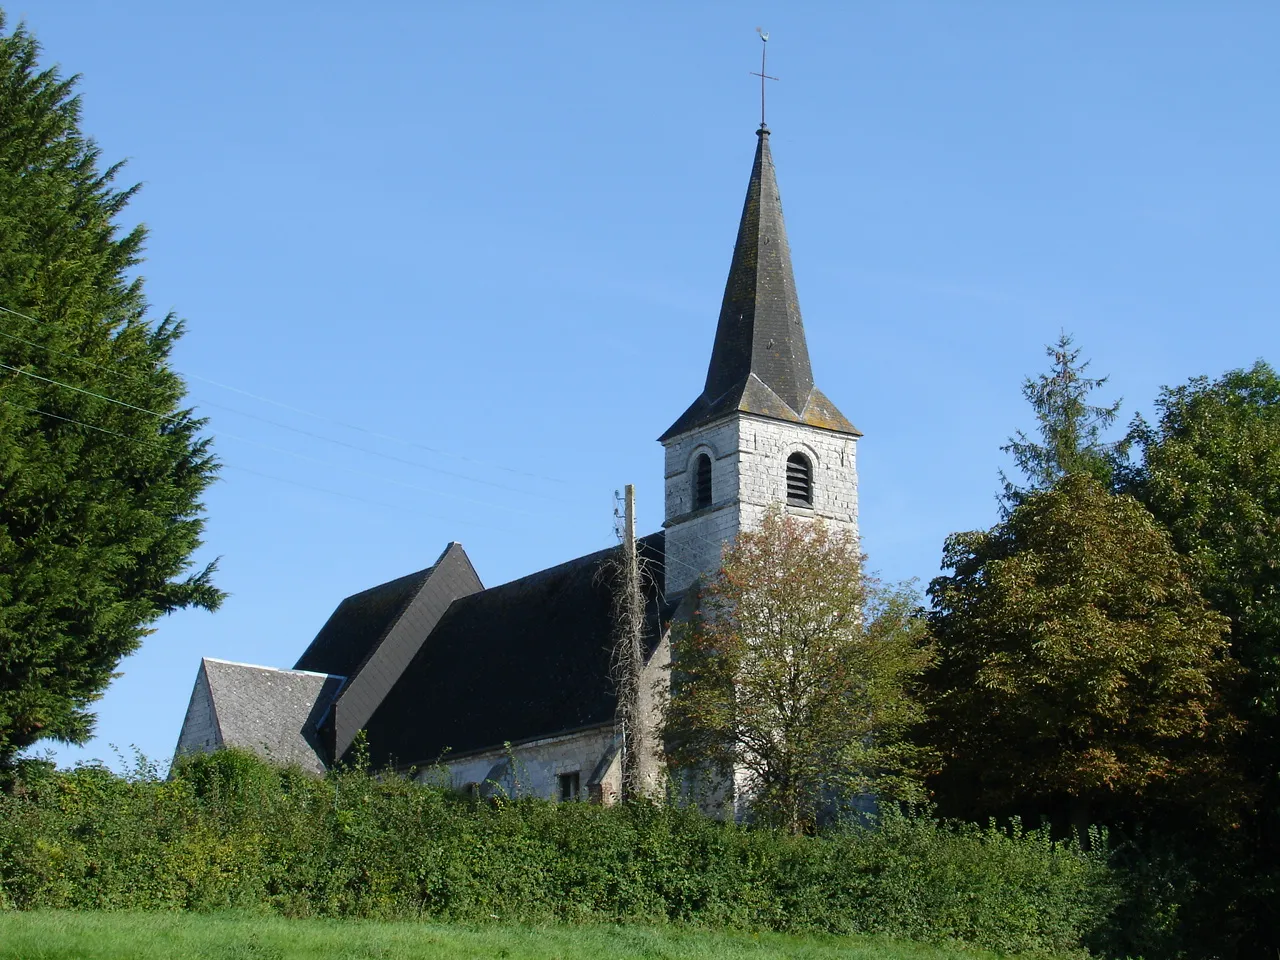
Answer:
[750,27,779,129]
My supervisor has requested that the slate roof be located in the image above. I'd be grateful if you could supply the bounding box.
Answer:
[358,532,673,769]
[660,126,859,441]
[315,543,484,762]
[201,658,344,774]
[295,567,433,678]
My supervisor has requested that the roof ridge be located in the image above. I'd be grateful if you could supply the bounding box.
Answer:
[202,656,345,680]
[340,566,437,681]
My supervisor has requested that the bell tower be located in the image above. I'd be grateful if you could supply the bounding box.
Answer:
[660,125,861,597]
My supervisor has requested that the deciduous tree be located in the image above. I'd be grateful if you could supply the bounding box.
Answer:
[1131,362,1280,749]
[0,15,222,765]
[1127,362,1280,950]
[926,475,1238,828]
[663,509,934,833]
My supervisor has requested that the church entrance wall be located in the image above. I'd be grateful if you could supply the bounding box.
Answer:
[424,724,621,803]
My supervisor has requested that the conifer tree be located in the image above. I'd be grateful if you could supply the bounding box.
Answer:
[0,14,222,765]
[1000,332,1125,506]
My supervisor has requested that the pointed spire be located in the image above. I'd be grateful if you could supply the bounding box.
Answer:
[705,123,813,413]
[660,127,858,441]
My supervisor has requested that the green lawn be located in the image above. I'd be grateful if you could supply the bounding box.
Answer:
[0,911,1029,960]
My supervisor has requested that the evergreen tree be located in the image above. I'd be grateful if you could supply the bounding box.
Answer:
[663,509,934,833]
[0,14,222,765]
[1000,332,1125,507]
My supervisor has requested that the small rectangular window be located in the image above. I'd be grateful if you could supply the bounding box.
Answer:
[558,771,580,802]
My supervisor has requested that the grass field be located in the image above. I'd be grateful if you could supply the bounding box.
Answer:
[0,911,1031,960]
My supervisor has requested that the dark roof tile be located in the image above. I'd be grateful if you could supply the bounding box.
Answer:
[358,533,668,768]
[294,568,432,678]
[324,543,483,760]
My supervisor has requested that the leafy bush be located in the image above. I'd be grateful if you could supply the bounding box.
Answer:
[0,750,1116,955]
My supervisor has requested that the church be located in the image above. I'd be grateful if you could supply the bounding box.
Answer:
[173,121,862,805]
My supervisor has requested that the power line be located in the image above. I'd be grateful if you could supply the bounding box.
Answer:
[3,397,738,583]
[0,308,573,500]
[3,345,726,544]
[1,396,171,446]
[0,301,570,486]
[1,305,763,572]
[186,368,569,485]
[220,465,505,530]
[0,398,506,530]
[210,401,577,504]
[0,326,575,502]
[0,361,544,516]
[0,359,192,426]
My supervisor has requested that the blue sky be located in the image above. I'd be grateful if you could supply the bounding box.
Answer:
[11,3,1278,768]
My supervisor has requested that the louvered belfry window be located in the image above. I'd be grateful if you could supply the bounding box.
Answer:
[694,454,713,510]
[786,453,813,506]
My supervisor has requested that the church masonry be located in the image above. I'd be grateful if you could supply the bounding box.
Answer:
[174,122,860,808]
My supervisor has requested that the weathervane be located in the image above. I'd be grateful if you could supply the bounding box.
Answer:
[750,27,778,129]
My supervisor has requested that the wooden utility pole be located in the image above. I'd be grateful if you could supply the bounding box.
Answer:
[624,484,636,558]
[614,483,646,800]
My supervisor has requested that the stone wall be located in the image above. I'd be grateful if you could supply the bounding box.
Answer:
[173,663,220,761]
[663,413,859,595]
[634,629,671,797]
[429,725,621,802]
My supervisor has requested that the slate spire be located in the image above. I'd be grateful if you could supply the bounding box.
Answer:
[706,123,811,413]
[660,126,858,441]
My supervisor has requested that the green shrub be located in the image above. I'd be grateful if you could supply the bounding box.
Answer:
[0,750,1116,955]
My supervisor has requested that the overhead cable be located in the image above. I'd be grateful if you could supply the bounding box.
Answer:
[0,302,569,486]
[0,361,543,516]
[0,398,507,530]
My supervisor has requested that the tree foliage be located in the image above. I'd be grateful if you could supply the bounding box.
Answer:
[0,15,221,764]
[0,750,1116,954]
[926,475,1238,824]
[663,509,934,833]
[1127,362,1280,950]
[1130,362,1280,734]
[1001,332,1125,506]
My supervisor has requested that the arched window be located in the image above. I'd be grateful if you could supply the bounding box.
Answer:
[786,452,813,506]
[693,453,712,510]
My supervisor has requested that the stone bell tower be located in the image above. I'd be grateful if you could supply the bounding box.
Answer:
[659,124,862,598]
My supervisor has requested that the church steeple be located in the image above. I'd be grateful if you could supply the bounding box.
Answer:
[660,126,858,441]
[659,120,861,599]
